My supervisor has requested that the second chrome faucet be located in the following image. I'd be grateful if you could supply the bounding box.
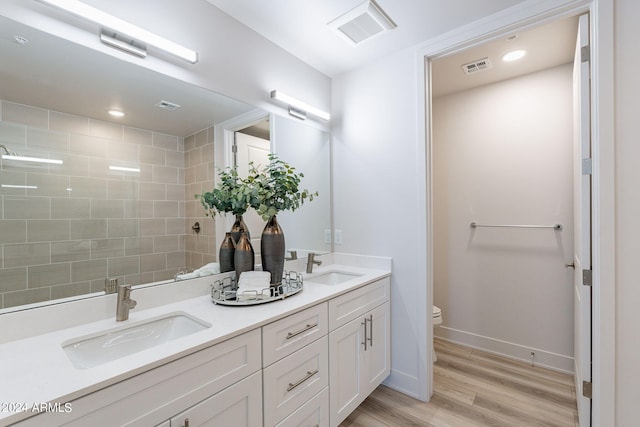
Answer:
[116,284,137,321]
[306,253,322,273]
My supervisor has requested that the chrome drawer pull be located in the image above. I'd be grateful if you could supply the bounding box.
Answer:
[367,314,373,347]
[361,319,368,351]
[287,369,319,392]
[286,322,318,340]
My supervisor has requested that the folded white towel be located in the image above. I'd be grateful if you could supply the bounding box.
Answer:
[237,271,271,301]
[195,262,220,277]
[175,272,198,281]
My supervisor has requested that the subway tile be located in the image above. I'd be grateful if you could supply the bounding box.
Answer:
[28,263,71,288]
[91,238,125,259]
[166,184,185,201]
[50,111,89,135]
[0,220,27,244]
[4,242,50,267]
[194,129,208,148]
[90,278,113,293]
[154,200,179,218]
[152,269,175,282]
[135,200,152,219]
[140,218,165,236]
[3,287,50,309]
[27,128,69,153]
[52,198,90,219]
[27,220,70,242]
[0,121,26,148]
[89,119,122,140]
[195,163,209,182]
[69,176,107,199]
[69,219,107,240]
[152,165,178,184]
[107,219,138,238]
[91,199,125,218]
[123,127,152,145]
[70,134,108,158]
[51,153,90,178]
[166,218,186,235]
[51,240,91,263]
[139,182,165,201]
[2,102,48,129]
[166,251,186,270]
[27,173,70,197]
[0,267,27,292]
[183,134,196,152]
[165,150,185,168]
[185,166,197,185]
[108,179,138,200]
[140,145,165,165]
[153,133,178,151]
[108,141,139,162]
[71,259,108,282]
[4,197,50,219]
[51,281,92,300]
[154,235,180,253]
[201,143,214,166]
[108,256,139,277]
[125,236,154,256]
[140,253,166,273]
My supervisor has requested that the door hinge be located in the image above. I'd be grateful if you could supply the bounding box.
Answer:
[583,380,593,399]
[231,144,238,153]
[582,269,593,287]
[581,45,590,63]
[582,158,592,175]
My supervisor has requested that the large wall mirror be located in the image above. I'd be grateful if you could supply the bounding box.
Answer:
[0,16,331,312]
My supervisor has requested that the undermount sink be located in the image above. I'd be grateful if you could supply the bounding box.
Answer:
[62,312,211,369]
[306,271,363,285]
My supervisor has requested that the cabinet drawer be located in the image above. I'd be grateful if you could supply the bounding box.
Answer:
[263,302,328,367]
[170,370,262,427]
[263,336,328,427]
[275,387,328,427]
[19,329,262,427]
[329,277,390,330]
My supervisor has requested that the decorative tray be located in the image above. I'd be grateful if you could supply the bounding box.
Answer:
[210,271,304,306]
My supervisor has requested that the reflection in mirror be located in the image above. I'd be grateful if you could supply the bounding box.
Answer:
[0,16,331,312]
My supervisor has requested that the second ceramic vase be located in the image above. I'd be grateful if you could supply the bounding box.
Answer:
[234,231,254,281]
[261,215,285,286]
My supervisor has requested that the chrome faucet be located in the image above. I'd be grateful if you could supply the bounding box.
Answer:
[306,253,322,273]
[116,284,137,321]
[285,250,298,261]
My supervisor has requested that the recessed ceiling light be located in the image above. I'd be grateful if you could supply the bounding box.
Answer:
[108,109,125,118]
[502,49,527,62]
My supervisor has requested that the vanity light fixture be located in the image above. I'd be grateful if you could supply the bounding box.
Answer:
[1,184,38,189]
[36,0,199,63]
[1,144,63,165]
[270,90,330,121]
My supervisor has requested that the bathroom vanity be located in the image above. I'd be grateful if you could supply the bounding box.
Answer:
[0,254,390,427]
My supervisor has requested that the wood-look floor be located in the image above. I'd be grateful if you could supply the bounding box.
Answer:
[340,338,578,427]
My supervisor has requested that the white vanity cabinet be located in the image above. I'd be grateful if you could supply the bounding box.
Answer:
[17,329,262,427]
[262,303,329,427]
[328,277,391,426]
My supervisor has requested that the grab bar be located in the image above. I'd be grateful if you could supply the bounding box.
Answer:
[470,222,562,231]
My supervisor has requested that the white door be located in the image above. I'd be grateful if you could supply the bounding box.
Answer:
[235,132,270,254]
[572,13,592,427]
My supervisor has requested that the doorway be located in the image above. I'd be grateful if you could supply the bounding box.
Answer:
[426,13,593,427]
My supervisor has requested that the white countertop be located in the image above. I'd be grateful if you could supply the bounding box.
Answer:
[0,255,390,426]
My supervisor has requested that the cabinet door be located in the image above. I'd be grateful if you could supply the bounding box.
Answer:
[328,316,365,427]
[275,387,329,427]
[170,371,262,427]
[362,302,391,396]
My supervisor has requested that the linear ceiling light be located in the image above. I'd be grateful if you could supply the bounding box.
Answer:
[328,0,397,45]
[270,90,330,121]
[2,155,63,165]
[36,0,198,63]
[109,165,140,173]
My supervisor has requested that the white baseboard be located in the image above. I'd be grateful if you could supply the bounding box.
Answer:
[435,326,574,374]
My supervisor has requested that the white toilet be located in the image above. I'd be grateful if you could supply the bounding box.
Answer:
[432,305,442,362]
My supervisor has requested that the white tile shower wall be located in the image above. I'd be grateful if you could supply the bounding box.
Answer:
[0,100,198,308]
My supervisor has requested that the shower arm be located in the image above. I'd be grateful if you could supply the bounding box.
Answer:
[0,144,18,156]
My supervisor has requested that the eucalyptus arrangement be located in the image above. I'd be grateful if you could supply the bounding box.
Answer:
[197,166,250,218]
[247,153,318,220]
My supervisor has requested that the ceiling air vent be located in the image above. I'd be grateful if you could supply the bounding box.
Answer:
[328,0,397,45]
[154,100,181,111]
[461,57,492,75]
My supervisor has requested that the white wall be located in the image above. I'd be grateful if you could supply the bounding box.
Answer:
[614,0,640,424]
[332,46,425,397]
[432,65,574,372]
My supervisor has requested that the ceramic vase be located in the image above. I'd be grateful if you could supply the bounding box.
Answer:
[219,232,235,273]
[261,215,285,286]
[234,232,254,281]
[230,215,250,244]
